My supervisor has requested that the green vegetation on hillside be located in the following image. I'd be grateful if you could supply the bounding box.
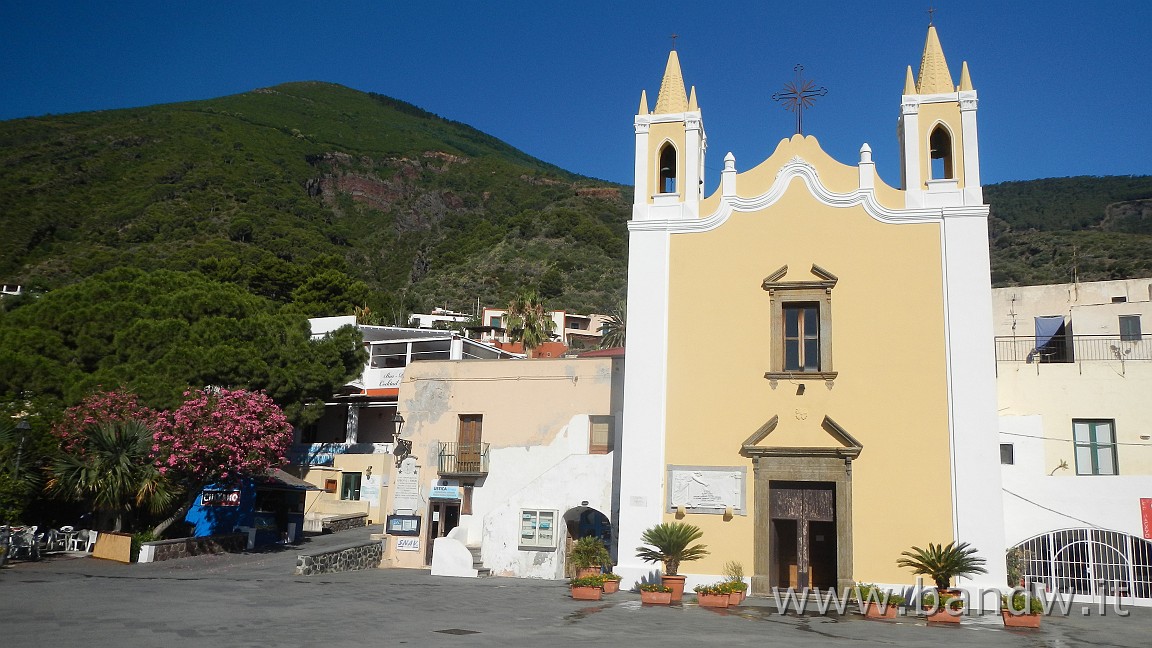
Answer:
[0,81,630,318]
[0,267,366,424]
[986,176,1152,285]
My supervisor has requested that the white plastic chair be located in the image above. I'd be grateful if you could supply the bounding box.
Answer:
[67,529,89,552]
[84,530,98,552]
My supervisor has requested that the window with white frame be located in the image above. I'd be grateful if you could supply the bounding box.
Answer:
[1073,420,1118,476]
[519,509,557,550]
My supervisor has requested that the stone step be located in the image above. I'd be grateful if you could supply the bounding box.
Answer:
[467,545,490,577]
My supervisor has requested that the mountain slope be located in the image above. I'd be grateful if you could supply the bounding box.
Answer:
[2,83,1150,312]
[0,82,630,316]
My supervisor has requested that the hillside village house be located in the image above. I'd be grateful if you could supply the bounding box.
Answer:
[379,354,623,578]
[614,25,1008,596]
[288,317,515,529]
[476,307,609,352]
[994,279,1152,602]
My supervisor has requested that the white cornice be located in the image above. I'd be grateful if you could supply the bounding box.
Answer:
[635,111,703,126]
[629,157,988,233]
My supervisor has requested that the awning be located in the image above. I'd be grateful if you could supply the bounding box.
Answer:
[1034,316,1065,350]
[253,469,322,491]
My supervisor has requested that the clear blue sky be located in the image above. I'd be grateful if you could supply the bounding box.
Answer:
[3,1,1149,189]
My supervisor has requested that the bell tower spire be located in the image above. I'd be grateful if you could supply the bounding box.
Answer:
[633,48,707,221]
[898,22,982,208]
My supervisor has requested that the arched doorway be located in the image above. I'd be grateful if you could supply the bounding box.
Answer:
[562,506,612,577]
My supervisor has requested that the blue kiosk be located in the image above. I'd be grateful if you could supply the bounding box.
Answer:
[185,469,316,547]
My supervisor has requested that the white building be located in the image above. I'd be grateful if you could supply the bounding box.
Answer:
[994,279,1152,604]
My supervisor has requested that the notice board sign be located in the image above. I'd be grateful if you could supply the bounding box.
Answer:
[386,514,421,536]
[1141,498,1152,539]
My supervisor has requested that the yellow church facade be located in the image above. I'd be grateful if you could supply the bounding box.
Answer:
[616,26,1008,594]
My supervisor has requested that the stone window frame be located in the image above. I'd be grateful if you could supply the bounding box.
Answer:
[763,264,838,383]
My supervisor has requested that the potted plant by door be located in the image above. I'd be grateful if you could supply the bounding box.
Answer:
[639,582,673,605]
[570,536,611,578]
[694,582,732,609]
[635,522,709,602]
[601,571,622,594]
[570,575,606,601]
[854,583,904,619]
[1001,593,1043,628]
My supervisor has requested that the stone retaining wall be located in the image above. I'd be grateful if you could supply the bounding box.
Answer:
[322,513,368,533]
[295,540,383,576]
[140,533,246,563]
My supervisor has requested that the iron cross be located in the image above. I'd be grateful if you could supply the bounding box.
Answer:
[772,64,827,136]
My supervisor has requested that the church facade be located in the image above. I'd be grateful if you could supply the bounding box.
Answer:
[615,25,1008,593]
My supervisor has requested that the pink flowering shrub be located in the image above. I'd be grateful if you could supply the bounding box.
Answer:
[52,390,160,456]
[152,388,293,486]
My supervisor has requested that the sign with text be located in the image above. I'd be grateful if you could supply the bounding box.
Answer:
[1141,498,1152,540]
[396,537,420,552]
[429,479,461,500]
[200,490,241,507]
[361,475,381,507]
[394,460,420,513]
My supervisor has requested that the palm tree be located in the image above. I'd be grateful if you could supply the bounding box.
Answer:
[48,419,176,532]
[897,541,988,590]
[598,302,626,349]
[505,289,555,356]
[635,522,709,575]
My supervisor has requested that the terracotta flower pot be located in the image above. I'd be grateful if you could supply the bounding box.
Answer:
[641,590,672,605]
[861,602,899,619]
[727,591,743,606]
[1001,610,1041,628]
[661,575,686,602]
[602,579,619,594]
[571,585,602,601]
[696,593,730,608]
[925,608,961,624]
[576,567,601,579]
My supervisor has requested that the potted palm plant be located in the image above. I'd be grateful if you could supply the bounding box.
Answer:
[897,541,986,624]
[570,536,611,579]
[635,522,709,602]
[897,541,987,592]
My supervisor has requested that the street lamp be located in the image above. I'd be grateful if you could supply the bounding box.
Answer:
[391,412,413,468]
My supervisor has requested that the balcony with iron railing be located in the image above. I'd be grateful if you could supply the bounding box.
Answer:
[437,442,490,477]
[995,335,1151,363]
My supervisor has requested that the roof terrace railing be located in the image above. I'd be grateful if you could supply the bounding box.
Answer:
[995,335,1150,363]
